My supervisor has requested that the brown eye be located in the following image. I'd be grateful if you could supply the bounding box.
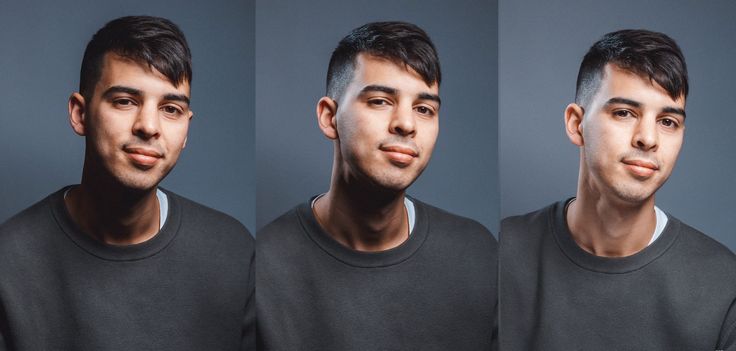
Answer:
[415,106,434,116]
[659,118,678,129]
[613,110,632,118]
[161,105,184,117]
[113,98,136,107]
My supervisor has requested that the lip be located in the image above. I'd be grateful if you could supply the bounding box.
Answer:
[124,147,163,168]
[622,158,659,178]
[380,144,418,167]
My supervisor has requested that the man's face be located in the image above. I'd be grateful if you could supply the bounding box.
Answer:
[74,53,192,190]
[334,54,440,191]
[579,64,685,203]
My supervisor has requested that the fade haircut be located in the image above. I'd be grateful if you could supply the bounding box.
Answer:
[326,21,441,102]
[575,29,688,108]
[79,16,192,100]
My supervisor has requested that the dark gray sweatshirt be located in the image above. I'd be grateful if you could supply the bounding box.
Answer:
[499,200,736,350]
[257,198,498,350]
[0,187,255,350]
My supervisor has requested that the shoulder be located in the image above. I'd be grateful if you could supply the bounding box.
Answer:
[256,204,304,249]
[0,191,61,260]
[164,189,254,248]
[0,191,59,242]
[413,198,497,247]
[500,202,556,241]
[0,195,54,234]
[672,217,736,268]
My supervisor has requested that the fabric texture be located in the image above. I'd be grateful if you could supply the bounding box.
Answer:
[499,200,736,350]
[257,197,498,350]
[0,187,255,351]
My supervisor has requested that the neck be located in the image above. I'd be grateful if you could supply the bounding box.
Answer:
[65,168,160,245]
[314,169,408,252]
[567,172,656,257]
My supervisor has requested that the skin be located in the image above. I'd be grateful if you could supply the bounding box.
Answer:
[314,53,440,252]
[564,63,685,257]
[65,53,193,245]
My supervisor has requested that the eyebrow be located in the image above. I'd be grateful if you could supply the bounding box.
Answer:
[164,93,190,105]
[605,97,641,108]
[419,92,441,105]
[359,84,441,105]
[102,86,141,99]
[605,97,686,119]
[662,106,686,119]
[101,85,191,105]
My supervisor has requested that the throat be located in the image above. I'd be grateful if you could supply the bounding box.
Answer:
[312,191,412,252]
[566,196,657,257]
[64,185,163,245]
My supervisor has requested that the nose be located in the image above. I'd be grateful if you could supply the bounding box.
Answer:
[132,104,161,139]
[632,116,658,151]
[389,104,416,137]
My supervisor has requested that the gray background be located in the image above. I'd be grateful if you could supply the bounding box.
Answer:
[0,0,256,233]
[256,0,499,233]
[499,0,736,250]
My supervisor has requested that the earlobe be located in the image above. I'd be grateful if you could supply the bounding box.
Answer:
[564,103,585,146]
[68,93,87,136]
[316,97,338,140]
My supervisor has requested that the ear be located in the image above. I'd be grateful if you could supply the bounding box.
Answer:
[316,96,338,140]
[564,103,585,146]
[68,93,87,136]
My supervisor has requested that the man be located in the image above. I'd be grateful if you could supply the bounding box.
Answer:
[0,16,254,350]
[499,29,736,349]
[257,22,497,350]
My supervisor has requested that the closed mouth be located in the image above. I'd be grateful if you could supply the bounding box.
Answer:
[379,145,418,157]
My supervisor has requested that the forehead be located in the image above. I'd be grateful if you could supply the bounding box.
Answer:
[95,53,191,96]
[347,53,439,94]
[595,63,685,108]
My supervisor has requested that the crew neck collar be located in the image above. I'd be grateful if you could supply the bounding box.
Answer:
[50,186,182,261]
[551,198,681,274]
[296,195,429,268]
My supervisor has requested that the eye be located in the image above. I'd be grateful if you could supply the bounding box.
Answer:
[161,104,185,118]
[415,105,436,116]
[613,109,634,118]
[367,98,390,107]
[112,98,137,108]
[659,117,680,129]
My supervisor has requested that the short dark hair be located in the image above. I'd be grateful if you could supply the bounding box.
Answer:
[575,29,688,108]
[326,21,441,101]
[79,16,192,100]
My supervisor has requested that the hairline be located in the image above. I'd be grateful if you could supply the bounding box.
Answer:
[84,51,191,101]
[577,62,686,109]
[330,52,439,103]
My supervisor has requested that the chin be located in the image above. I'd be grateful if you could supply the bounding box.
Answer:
[112,171,164,192]
[609,183,657,204]
[350,162,424,193]
[371,173,417,193]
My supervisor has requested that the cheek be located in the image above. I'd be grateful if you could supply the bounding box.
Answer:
[584,122,620,159]
[163,121,190,150]
[661,135,684,169]
[89,115,129,152]
[419,123,439,155]
[338,115,377,152]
